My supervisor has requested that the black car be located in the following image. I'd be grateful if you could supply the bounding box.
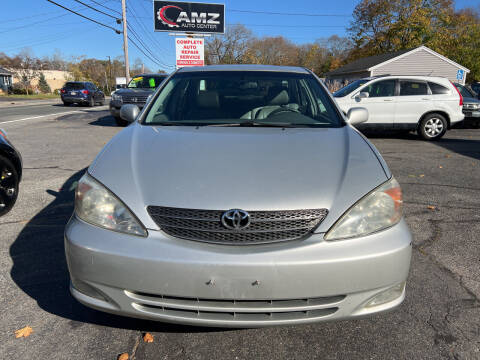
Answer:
[60,81,105,107]
[0,129,22,216]
[454,83,480,128]
[110,73,167,126]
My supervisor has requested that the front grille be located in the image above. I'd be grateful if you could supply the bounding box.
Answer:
[125,291,344,323]
[463,103,479,110]
[121,94,148,104]
[147,206,328,245]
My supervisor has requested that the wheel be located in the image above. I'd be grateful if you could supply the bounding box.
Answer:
[0,155,19,217]
[98,98,105,106]
[88,97,95,107]
[115,116,128,127]
[418,113,447,140]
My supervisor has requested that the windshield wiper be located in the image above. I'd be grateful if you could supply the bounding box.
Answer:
[238,121,297,128]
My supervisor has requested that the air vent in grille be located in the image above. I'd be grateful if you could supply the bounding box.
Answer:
[147,206,328,245]
[122,95,148,104]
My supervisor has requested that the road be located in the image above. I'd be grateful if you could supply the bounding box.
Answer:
[0,104,479,360]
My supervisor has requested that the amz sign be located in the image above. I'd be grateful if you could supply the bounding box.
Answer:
[154,1,225,34]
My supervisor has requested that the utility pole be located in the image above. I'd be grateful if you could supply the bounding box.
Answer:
[141,63,145,74]
[107,55,112,91]
[121,0,130,84]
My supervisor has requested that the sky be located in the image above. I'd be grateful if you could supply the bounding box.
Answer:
[0,0,478,73]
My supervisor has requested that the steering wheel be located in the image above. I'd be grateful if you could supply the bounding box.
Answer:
[265,106,300,118]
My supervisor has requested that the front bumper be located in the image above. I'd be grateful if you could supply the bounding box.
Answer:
[462,109,480,118]
[65,217,412,327]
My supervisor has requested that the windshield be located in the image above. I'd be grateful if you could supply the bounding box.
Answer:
[455,84,474,98]
[127,75,166,89]
[333,79,369,97]
[143,71,342,127]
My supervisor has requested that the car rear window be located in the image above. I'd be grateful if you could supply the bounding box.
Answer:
[400,81,428,96]
[64,82,85,90]
[428,82,450,95]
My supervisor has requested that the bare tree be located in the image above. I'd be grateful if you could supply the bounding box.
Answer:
[13,48,40,95]
[205,24,253,64]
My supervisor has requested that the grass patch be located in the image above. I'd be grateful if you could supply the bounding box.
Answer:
[0,94,59,100]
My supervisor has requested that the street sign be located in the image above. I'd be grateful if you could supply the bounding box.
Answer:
[175,38,204,68]
[154,1,225,34]
[456,69,464,81]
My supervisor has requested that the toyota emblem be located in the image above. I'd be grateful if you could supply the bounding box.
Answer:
[221,209,250,230]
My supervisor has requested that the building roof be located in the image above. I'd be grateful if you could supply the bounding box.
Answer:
[327,49,414,76]
[326,46,470,77]
[178,64,310,74]
[0,67,12,76]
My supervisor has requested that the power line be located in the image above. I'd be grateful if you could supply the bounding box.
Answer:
[88,0,122,15]
[46,0,122,34]
[73,0,121,21]
[227,23,346,28]
[128,36,166,68]
[228,9,350,17]
[127,23,173,68]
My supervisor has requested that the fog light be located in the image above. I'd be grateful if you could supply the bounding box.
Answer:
[71,277,106,301]
[365,282,405,308]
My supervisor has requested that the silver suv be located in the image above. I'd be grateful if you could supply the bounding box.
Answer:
[66,65,412,327]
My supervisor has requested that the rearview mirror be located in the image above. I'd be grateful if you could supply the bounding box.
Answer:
[120,104,140,123]
[347,107,368,125]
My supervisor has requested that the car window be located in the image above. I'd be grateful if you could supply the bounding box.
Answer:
[455,84,474,98]
[144,71,342,127]
[428,82,450,95]
[363,80,395,98]
[333,79,369,97]
[64,82,85,90]
[400,81,428,96]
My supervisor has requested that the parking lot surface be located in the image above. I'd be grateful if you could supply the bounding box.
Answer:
[0,105,479,359]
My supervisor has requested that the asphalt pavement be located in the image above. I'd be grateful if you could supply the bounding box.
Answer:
[0,104,479,360]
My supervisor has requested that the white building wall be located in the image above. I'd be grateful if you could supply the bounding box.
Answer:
[370,48,466,84]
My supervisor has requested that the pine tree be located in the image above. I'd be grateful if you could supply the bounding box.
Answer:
[38,72,51,94]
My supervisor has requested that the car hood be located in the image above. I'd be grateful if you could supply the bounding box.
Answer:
[463,97,480,104]
[89,124,390,233]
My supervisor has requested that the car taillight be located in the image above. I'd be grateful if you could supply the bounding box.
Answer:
[60,89,65,94]
[82,90,89,95]
[450,81,463,106]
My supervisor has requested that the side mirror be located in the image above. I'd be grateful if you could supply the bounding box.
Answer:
[355,92,369,101]
[347,107,369,125]
[120,104,140,123]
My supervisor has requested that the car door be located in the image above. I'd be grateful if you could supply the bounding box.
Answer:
[395,80,431,128]
[351,79,397,127]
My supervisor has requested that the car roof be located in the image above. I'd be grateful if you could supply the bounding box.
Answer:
[360,75,450,82]
[177,64,310,74]
[133,73,167,77]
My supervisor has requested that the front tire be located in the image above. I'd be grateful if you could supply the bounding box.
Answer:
[0,155,19,217]
[88,97,95,107]
[418,114,447,140]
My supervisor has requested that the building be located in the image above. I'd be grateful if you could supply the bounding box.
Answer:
[9,69,73,93]
[326,46,470,89]
[0,67,13,93]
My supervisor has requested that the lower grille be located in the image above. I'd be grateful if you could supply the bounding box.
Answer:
[126,291,344,323]
[147,206,328,245]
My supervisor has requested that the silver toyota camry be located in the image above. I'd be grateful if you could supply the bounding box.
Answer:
[65,65,412,327]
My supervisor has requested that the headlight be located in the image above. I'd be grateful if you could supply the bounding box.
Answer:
[325,177,403,241]
[112,93,123,102]
[75,173,147,236]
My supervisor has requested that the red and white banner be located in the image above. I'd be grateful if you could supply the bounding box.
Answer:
[176,38,204,68]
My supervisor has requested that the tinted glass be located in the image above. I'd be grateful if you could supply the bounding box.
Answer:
[400,81,428,96]
[455,84,474,98]
[428,82,450,95]
[333,79,369,97]
[364,80,395,97]
[128,75,166,89]
[64,82,85,90]
[144,71,342,127]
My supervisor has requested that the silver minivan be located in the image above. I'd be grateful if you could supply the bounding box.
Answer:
[65,65,412,327]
